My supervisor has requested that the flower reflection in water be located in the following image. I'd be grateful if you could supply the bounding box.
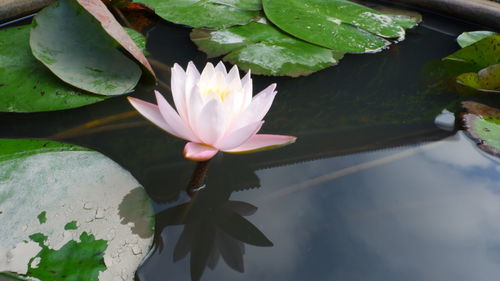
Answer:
[148,159,272,281]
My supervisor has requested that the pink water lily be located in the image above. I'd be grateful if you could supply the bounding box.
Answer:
[128,61,296,161]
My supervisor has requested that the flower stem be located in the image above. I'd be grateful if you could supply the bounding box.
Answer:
[187,160,210,197]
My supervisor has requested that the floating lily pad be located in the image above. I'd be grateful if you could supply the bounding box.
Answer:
[262,0,418,53]
[191,22,344,76]
[210,0,262,11]
[0,139,154,280]
[385,14,421,29]
[125,27,149,55]
[76,0,155,79]
[462,102,500,157]
[457,64,500,93]
[30,0,142,96]
[0,25,108,113]
[457,31,499,48]
[444,35,500,70]
[136,0,261,28]
[349,1,422,29]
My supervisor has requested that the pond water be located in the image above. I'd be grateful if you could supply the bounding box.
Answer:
[1,1,500,280]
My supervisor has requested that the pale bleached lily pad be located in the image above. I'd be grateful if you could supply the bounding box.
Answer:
[0,139,154,281]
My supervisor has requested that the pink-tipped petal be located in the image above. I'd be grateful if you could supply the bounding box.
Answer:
[231,83,277,131]
[171,64,188,122]
[196,99,226,145]
[225,134,297,154]
[216,121,263,151]
[128,97,179,136]
[155,91,198,142]
[183,142,219,161]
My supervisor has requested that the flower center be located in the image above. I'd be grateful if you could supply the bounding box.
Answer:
[202,87,231,101]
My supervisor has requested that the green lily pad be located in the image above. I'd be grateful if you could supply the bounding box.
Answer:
[0,25,108,113]
[444,35,500,70]
[349,0,422,29]
[125,27,149,55]
[30,0,142,96]
[385,14,421,29]
[210,0,262,11]
[191,22,344,76]
[457,31,499,48]
[0,139,154,281]
[135,0,261,28]
[27,232,108,281]
[462,102,500,157]
[457,64,500,93]
[262,0,418,53]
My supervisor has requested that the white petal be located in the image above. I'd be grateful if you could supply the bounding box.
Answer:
[217,121,263,151]
[171,63,188,122]
[187,85,205,133]
[185,61,200,105]
[231,83,277,131]
[155,91,198,142]
[183,142,219,161]
[215,61,228,75]
[225,134,297,153]
[199,62,215,86]
[222,88,243,121]
[127,97,180,138]
[241,71,253,109]
[196,99,227,145]
[227,72,243,95]
[241,69,251,86]
[227,65,240,82]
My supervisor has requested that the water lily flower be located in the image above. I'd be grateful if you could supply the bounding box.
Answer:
[128,61,297,161]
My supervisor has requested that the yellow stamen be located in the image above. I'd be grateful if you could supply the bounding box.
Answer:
[202,88,231,101]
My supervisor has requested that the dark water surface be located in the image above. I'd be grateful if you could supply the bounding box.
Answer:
[1,1,500,280]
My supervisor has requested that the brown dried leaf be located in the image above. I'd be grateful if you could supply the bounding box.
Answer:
[76,0,155,79]
[462,101,500,119]
[105,0,159,32]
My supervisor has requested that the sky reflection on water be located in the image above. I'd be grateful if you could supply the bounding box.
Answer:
[138,132,500,281]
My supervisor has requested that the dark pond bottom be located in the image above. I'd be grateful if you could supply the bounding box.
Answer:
[1,1,499,281]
